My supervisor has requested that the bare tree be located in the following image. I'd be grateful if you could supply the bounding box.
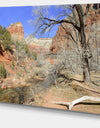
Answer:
[33,4,93,82]
[14,41,30,66]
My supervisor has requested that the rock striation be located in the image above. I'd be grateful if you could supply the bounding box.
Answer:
[26,34,52,53]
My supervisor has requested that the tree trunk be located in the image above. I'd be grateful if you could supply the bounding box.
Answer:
[80,29,91,82]
[82,56,91,82]
[75,5,91,82]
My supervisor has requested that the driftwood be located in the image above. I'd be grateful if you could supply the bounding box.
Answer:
[52,96,100,110]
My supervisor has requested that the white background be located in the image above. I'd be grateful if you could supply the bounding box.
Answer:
[0,0,100,128]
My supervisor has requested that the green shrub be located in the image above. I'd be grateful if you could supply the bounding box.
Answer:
[24,45,30,53]
[0,25,13,53]
[12,61,15,67]
[0,63,7,78]
[32,52,37,60]
[24,45,31,57]
[1,31,12,50]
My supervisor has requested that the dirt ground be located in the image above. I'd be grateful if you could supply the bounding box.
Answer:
[33,85,100,114]
[0,69,100,114]
[29,73,100,114]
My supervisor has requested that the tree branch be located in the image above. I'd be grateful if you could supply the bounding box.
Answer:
[75,4,84,27]
[61,24,77,43]
[52,96,100,110]
[42,17,80,31]
[84,4,91,16]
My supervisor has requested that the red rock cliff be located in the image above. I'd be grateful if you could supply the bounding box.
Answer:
[7,22,25,42]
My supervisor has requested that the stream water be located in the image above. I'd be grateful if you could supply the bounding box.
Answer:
[0,86,32,104]
[0,79,52,105]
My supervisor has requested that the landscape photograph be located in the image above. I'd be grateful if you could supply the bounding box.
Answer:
[0,4,100,114]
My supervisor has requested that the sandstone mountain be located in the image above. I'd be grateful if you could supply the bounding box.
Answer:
[7,22,25,42]
[26,34,52,52]
[7,22,52,54]
[26,34,38,44]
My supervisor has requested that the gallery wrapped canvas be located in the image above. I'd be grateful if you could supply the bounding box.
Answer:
[0,3,100,114]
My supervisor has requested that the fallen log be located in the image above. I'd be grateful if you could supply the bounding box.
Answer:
[51,96,100,110]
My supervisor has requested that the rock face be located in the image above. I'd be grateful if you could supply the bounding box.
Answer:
[26,34,38,44]
[7,22,25,42]
[50,25,70,53]
[38,38,52,50]
[26,35,52,53]
[50,4,100,53]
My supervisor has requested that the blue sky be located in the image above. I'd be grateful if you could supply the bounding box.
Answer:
[0,5,68,39]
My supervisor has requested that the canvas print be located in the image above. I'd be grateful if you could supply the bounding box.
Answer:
[0,4,100,114]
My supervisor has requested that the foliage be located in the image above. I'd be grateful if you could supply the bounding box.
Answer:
[14,41,25,65]
[12,60,15,67]
[14,41,20,51]
[0,63,7,78]
[32,51,37,60]
[0,25,13,53]
[24,45,30,53]
[24,45,31,57]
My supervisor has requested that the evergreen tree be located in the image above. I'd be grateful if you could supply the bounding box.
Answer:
[0,25,13,53]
